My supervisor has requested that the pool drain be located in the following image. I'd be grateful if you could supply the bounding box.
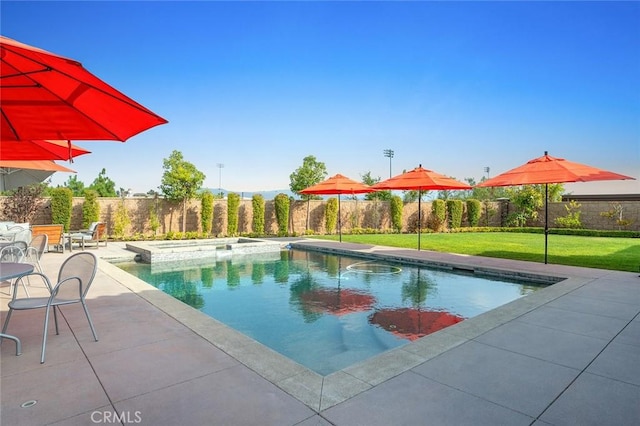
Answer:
[21,400,37,408]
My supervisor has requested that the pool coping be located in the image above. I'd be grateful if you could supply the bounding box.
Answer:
[100,239,597,412]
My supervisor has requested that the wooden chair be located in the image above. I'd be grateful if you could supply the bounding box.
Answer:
[31,224,65,253]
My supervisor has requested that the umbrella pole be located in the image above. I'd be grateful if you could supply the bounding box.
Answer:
[544,183,548,264]
[418,191,421,251]
[338,195,342,242]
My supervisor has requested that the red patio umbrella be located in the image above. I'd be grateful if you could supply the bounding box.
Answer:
[369,308,464,341]
[300,288,376,316]
[372,165,472,250]
[0,139,90,161]
[300,174,375,241]
[0,35,167,142]
[477,151,635,263]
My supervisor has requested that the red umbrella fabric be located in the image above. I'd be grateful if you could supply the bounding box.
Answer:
[477,151,635,263]
[300,174,375,241]
[369,308,464,341]
[300,174,374,195]
[476,152,634,186]
[300,288,376,316]
[372,165,473,192]
[0,35,167,142]
[372,165,472,250]
[0,139,90,161]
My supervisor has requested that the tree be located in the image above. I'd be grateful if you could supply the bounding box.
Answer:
[63,175,85,196]
[403,190,428,203]
[289,155,327,200]
[361,171,392,201]
[160,150,206,232]
[1,184,45,223]
[89,168,117,197]
[505,186,544,227]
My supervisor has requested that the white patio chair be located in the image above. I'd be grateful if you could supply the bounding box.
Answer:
[1,252,99,363]
[0,241,29,297]
[25,234,48,273]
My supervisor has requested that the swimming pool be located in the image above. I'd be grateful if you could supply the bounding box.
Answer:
[116,248,547,375]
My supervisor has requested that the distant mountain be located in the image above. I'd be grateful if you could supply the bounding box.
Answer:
[201,188,295,199]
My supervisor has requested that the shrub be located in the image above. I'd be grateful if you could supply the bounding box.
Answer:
[446,199,463,229]
[227,192,240,236]
[50,187,73,232]
[274,193,290,236]
[201,191,214,235]
[600,202,634,230]
[252,194,265,235]
[466,199,482,227]
[113,200,130,240]
[507,186,543,227]
[82,189,100,228]
[390,195,403,232]
[428,199,446,232]
[554,200,583,229]
[325,197,338,234]
[2,184,44,223]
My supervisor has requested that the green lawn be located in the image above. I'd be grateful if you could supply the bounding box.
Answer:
[311,233,640,272]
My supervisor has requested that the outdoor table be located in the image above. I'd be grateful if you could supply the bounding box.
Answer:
[64,231,89,252]
[0,241,15,249]
[0,262,35,355]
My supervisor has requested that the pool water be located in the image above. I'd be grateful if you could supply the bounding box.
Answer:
[117,249,546,375]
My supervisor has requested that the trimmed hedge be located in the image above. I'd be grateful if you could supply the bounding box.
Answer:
[200,191,214,234]
[448,227,640,238]
[227,192,240,236]
[466,199,482,227]
[325,197,338,234]
[390,195,403,232]
[252,194,265,234]
[446,199,463,229]
[82,189,100,228]
[274,193,290,236]
[50,187,73,232]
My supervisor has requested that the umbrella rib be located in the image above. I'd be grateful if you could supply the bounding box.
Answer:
[0,63,51,82]
[0,107,21,140]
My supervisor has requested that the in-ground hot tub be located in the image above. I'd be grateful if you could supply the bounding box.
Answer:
[125,238,283,263]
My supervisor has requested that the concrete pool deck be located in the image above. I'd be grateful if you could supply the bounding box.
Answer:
[1,238,639,425]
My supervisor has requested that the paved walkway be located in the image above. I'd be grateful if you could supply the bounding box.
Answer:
[1,240,638,425]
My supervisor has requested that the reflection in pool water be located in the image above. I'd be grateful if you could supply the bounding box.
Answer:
[117,249,546,375]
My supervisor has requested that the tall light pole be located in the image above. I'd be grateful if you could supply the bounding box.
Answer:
[484,166,490,179]
[383,149,394,178]
[217,163,224,196]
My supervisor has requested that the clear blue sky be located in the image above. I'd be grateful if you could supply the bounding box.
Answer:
[2,1,639,195]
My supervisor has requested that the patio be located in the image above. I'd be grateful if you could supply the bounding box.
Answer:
[1,240,639,425]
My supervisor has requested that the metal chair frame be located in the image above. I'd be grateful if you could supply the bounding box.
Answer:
[1,252,99,363]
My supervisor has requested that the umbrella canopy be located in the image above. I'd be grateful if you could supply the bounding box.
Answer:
[0,160,75,192]
[299,288,376,317]
[372,165,472,250]
[0,35,167,141]
[369,308,464,341]
[0,139,90,161]
[477,151,635,263]
[476,152,634,186]
[300,174,375,241]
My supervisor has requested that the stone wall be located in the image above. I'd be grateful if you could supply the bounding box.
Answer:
[1,196,638,235]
